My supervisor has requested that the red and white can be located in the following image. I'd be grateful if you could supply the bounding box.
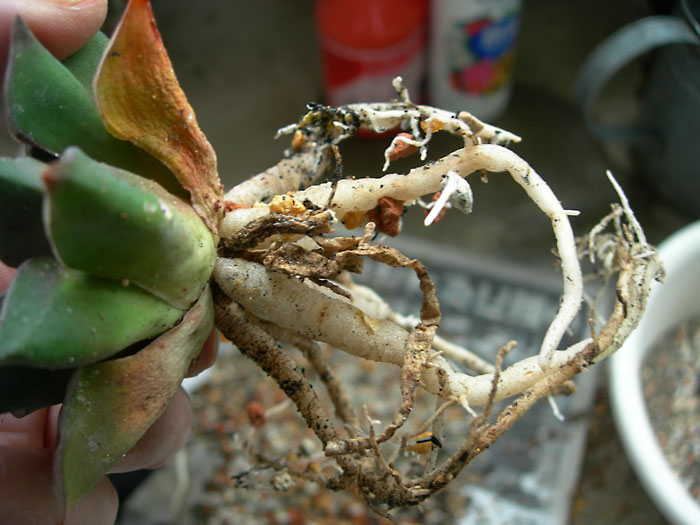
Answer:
[316,0,429,107]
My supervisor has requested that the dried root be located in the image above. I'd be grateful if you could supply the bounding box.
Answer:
[211,79,662,513]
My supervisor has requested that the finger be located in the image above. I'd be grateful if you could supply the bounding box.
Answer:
[0,446,118,525]
[0,407,50,448]
[186,328,219,377]
[0,260,16,292]
[65,476,117,525]
[0,404,61,450]
[0,446,65,523]
[0,0,108,82]
[109,387,192,473]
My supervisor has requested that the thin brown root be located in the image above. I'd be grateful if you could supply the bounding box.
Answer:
[212,288,337,445]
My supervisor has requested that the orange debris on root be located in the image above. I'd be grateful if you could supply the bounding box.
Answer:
[387,133,419,161]
[368,196,404,237]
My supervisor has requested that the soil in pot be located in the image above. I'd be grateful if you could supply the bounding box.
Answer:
[642,315,700,501]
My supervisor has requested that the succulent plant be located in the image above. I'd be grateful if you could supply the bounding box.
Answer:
[0,0,663,519]
[0,0,219,513]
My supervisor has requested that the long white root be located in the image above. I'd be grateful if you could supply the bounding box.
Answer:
[215,258,605,407]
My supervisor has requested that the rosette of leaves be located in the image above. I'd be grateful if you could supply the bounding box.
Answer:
[0,0,223,514]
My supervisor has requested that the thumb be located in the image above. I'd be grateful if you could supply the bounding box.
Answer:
[0,0,108,83]
[0,447,118,525]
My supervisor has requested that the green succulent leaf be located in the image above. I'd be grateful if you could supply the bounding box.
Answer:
[0,365,74,416]
[0,157,52,266]
[45,147,216,309]
[0,257,185,368]
[61,31,109,94]
[3,18,184,198]
[56,284,214,511]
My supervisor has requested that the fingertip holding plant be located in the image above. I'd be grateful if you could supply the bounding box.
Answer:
[0,0,662,518]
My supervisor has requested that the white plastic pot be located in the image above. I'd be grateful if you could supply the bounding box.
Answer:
[609,220,700,525]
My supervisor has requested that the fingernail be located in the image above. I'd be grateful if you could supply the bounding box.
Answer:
[43,0,97,6]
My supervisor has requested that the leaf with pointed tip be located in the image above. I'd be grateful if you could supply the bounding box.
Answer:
[95,0,223,233]
[0,365,74,416]
[61,31,109,93]
[0,258,185,368]
[56,285,213,511]
[0,157,52,266]
[4,18,184,197]
[45,147,216,309]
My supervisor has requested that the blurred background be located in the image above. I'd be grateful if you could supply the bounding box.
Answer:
[1,0,691,260]
[142,0,689,263]
[4,0,698,522]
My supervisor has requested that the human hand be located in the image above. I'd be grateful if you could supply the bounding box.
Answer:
[0,389,190,524]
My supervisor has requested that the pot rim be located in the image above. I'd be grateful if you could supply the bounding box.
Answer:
[609,220,700,525]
